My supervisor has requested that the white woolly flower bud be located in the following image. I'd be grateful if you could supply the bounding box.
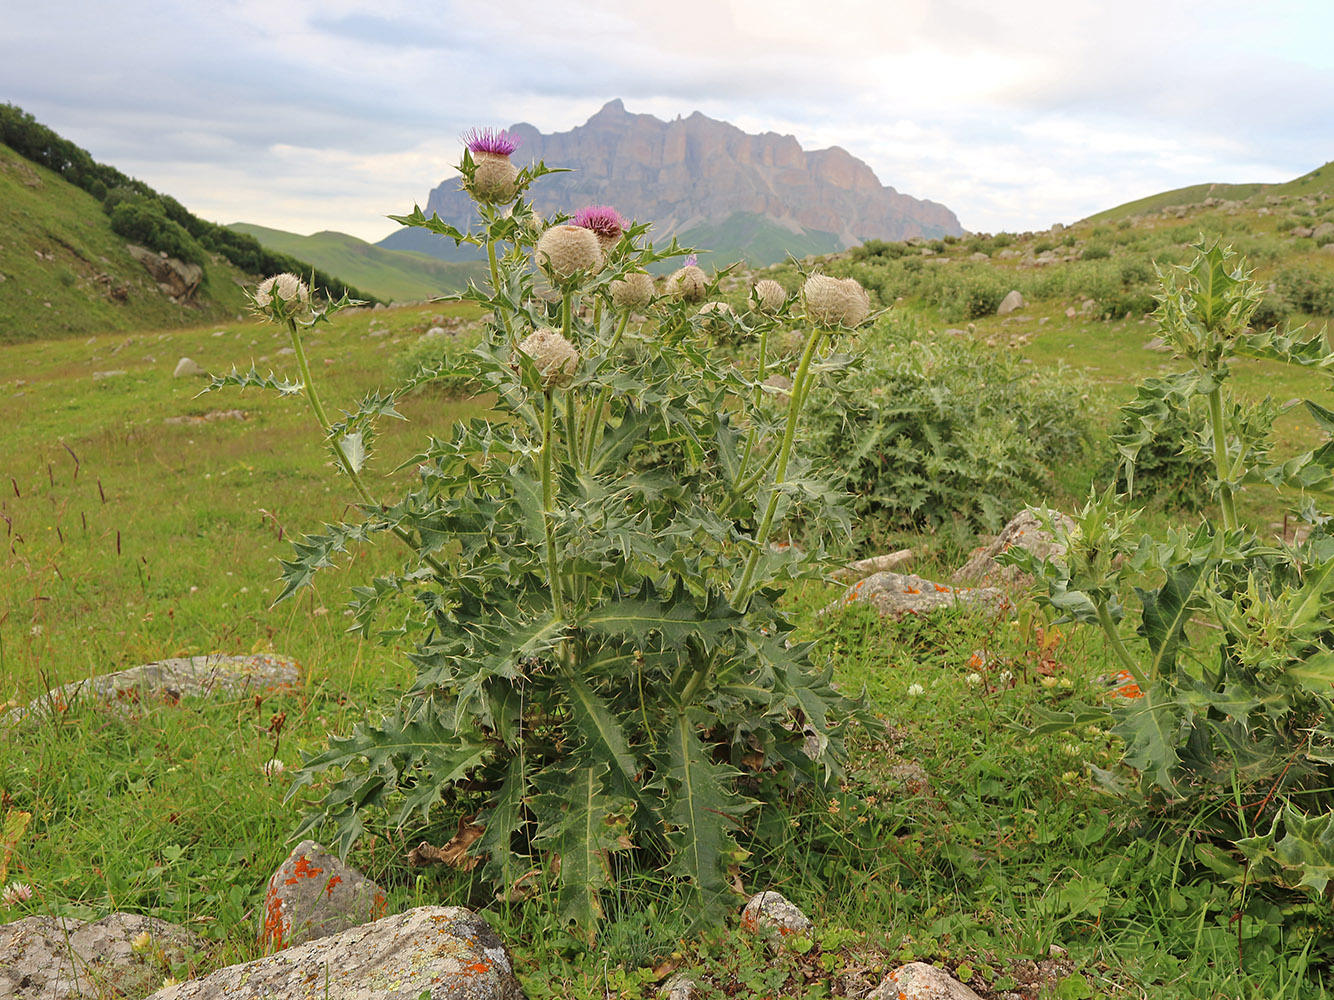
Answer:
[516,328,580,389]
[254,273,310,311]
[470,152,520,204]
[802,274,870,328]
[610,271,654,311]
[696,301,735,333]
[754,279,786,313]
[666,265,708,303]
[535,225,602,281]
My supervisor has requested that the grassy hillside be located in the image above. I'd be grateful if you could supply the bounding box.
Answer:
[675,211,845,268]
[1084,181,1270,222]
[0,144,252,343]
[230,223,488,302]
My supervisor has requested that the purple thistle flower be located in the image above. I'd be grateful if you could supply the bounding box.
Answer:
[571,205,628,244]
[683,253,698,268]
[461,127,520,157]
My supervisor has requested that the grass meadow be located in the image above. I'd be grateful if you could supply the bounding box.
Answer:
[5,210,1334,997]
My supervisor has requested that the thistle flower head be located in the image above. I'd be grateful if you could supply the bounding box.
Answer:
[461,127,520,158]
[516,328,580,389]
[666,265,708,303]
[253,273,310,317]
[753,279,786,313]
[696,301,735,333]
[683,254,698,268]
[572,205,628,250]
[610,271,654,311]
[2,882,33,907]
[535,225,602,282]
[802,274,870,328]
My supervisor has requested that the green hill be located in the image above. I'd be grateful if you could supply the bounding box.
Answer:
[674,212,845,268]
[1084,181,1271,223]
[230,223,487,302]
[0,143,252,343]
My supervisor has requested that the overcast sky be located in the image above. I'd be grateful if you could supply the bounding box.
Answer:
[3,0,1331,242]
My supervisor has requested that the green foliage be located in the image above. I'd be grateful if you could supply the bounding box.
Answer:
[799,315,1091,545]
[109,200,209,269]
[1104,384,1212,510]
[1081,243,1111,261]
[1277,264,1334,316]
[1010,239,1334,916]
[228,158,867,935]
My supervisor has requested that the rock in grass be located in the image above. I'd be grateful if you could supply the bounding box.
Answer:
[739,890,812,940]
[1,913,205,999]
[830,571,1008,619]
[146,907,522,1000]
[172,357,207,377]
[997,290,1025,315]
[868,962,984,1000]
[951,509,1074,588]
[260,841,388,952]
[2,652,299,726]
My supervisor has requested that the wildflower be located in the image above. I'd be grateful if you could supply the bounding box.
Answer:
[131,930,153,952]
[254,273,310,317]
[2,882,33,907]
[666,264,708,303]
[262,759,286,777]
[571,205,628,251]
[535,225,602,281]
[461,127,520,203]
[966,672,982,687]
[516,328,580,389]
[998,669,1014,687]
[610,271,654,311]
[29,624,42,637]
[907,683,925,697]
[753,279,786,312]
[802,274,870,327]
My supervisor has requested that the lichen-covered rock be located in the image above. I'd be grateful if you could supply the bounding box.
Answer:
[867,962,984,1000]
[951,508,1074,588]
[739,890,812,940]
[147,907,522,1000]
[261,840,387,951]
[0,913,205,999]
[661,972,698,1000]
[830,572,1008,619]
[2,653,299,726]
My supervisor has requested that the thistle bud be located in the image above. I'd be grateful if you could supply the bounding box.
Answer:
[516,328,580,389]
[802,274,870,328]
[753,279,786,313]
[462,128,521,204]
[697,301,735,333]
[253,273,310,316]
[666,265,708,303]
[610,271,654,311]
[535,225,602,281]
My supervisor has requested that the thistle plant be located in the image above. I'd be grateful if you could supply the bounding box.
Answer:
[1010,239,1334,901]
[221,134,867,933]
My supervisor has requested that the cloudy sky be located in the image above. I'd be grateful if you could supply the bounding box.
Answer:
[3,0,1331,242]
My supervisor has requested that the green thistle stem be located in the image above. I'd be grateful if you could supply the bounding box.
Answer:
[1206,386,1239,533]
[487,239,513,343]
[736,327,771,483]
[1095,601,1148,691]
[540,389,565,618]
[285,315,445,576]
[735,328,826,604]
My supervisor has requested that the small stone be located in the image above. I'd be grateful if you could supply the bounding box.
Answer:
[740,890,812,940]
[868,962,984,1000]
[173,357,207,378]
[92,369,127,380]
[661,972,699,1000]
[260,840,388,951]
[832,571,1008,619]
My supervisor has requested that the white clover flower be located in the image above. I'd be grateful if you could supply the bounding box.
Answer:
[2,882,33,907]
[254,273,310,311]
[803,274,870,328]
[907,683,925,698]
[516,328,580,389]
[754,279,786,312]
[966,672,982,687]
[261,759,286,777]
[535,225,602,281]
[999,670,1014,687]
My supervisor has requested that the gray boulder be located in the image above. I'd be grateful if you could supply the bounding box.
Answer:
[739,890,812,940]
[868,962,984,1000]
[261,840,387,951]
[996,290,1025,314]
[146,907,522,1000]
[951,509,1074,588]
[831,572,1008,618]
[172,357,206,378]
[0,913,204,999]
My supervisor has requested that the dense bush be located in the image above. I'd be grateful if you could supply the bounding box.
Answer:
[1103,391,1212,510]
[800,315,1091,549]
[1276,263,1334,315]
[109,200,209,269]
[1081,243,1111,260]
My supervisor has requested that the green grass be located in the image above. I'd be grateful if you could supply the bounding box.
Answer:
[674,212,846,268]
[229,223,488,303]
[0,145,252,344]
[1084,181,1271,223]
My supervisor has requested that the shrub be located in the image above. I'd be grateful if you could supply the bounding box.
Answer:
[108,200,209,268]
[1034,240,1055,254]
[1081,243,1111,260]
[1102,392,1211,509]
[799,316,1091,548]
[1276,264,1334,315]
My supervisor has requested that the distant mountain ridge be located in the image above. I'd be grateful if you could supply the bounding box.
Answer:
[390,100,961,265]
